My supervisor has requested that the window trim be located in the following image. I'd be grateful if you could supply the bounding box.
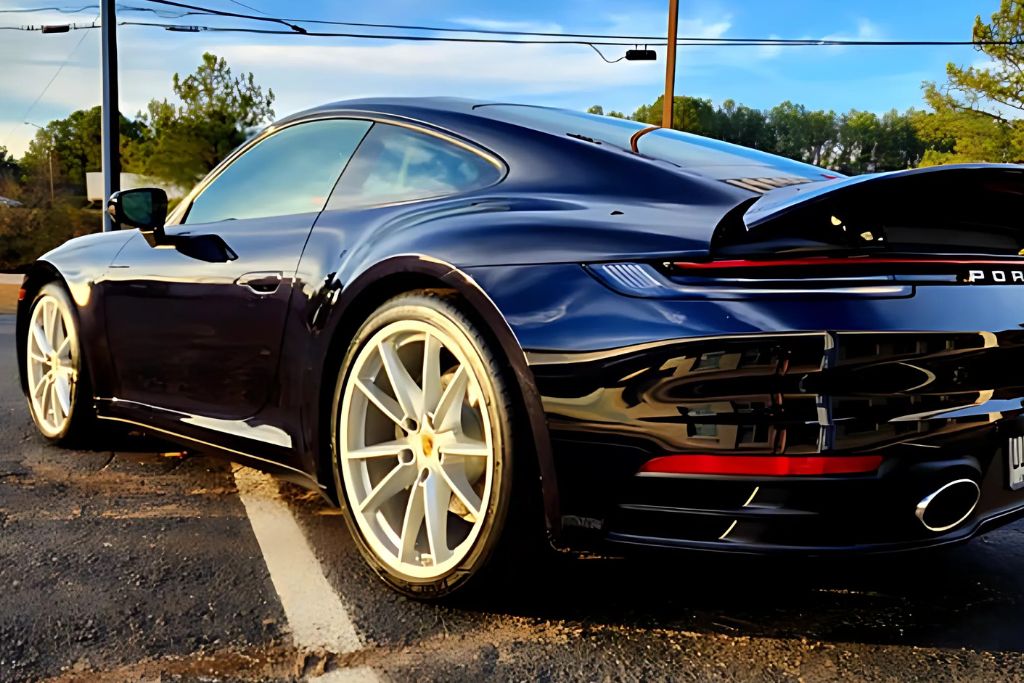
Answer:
[166,113,507,226]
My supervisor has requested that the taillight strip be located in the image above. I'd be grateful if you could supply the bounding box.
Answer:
[673,257,1024,271]
[640,454,883,477]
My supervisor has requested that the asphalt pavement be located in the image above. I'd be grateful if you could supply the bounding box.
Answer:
[3,312,1024,681]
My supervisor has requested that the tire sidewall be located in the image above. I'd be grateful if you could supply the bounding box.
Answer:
[330,293,515,599]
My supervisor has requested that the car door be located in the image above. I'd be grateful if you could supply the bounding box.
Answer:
[103,117,371,419]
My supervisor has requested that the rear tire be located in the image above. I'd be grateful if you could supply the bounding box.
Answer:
[24,282,94,446]
[331,291,519,599]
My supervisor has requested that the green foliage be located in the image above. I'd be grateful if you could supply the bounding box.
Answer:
[589,96,926,173]
[0,147,20,201]
[921,0,1024,163]
[136,53,275,186]
[20,107,146,197]
[0,206,101,271]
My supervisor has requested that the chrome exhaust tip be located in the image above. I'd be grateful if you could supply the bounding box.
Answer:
[915,478,981,533]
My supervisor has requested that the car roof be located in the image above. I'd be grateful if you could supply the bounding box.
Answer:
[298,97,837,184]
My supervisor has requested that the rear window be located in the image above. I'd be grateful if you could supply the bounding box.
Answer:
[328,123,502,209]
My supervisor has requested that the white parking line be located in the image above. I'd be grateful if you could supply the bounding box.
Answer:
[232,465,378,682]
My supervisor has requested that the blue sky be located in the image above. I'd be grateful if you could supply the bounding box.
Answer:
[0,0,1000,157]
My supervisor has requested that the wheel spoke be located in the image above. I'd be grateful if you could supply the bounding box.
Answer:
[55,335,71,360]
[439,465,482,520]
[53,374,71,418]
[433,365,468,433]
[39,375,51,420]
[345,440,407,460]
[442,437,490,458]
[45,301,58,347]
[423,473,451,564]
[358,462,416,513]
[49,382,62,422]
[398,484,425,563]
[31,323,52,356]
[421,333,443,414]
[356,378,404,427]
[28,347,48,363]
[378,339,420,420]
[32,373,49,401]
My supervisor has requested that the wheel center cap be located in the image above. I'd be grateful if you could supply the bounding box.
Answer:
[421,432,435,457]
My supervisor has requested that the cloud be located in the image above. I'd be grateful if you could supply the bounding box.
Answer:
[816,18,885,55]
[214,39,661,106]
[449,18,566,34]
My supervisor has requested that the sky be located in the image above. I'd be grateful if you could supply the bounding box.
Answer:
[0,0,1002,158]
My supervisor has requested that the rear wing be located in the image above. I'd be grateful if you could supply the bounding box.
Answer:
[716,164,1024,257]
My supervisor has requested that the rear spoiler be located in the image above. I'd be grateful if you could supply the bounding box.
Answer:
[742,163,1024,230]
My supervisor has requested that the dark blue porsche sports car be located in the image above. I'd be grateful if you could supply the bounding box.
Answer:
[18,98,1024,598]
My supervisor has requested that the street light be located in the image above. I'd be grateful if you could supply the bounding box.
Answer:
[25,121,54,205]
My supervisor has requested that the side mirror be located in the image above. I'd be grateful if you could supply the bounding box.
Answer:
[106,188,168,233]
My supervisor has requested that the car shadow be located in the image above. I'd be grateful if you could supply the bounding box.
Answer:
[98,435,1024,657]
[463,528,1024,654]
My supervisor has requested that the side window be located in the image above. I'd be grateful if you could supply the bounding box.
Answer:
[328,124,502,209]
[184,119,372,224]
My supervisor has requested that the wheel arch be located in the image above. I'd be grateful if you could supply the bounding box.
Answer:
[314,255,561,540]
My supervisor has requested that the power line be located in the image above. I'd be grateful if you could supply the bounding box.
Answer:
[587,44,625,63]
[5,3,1023,46]
[223,0,266,15]
[0,21,93,149]
[132,1,1024,46]
[144,0,306,32]
[0,5,95,12]
[111,22,1024,47]
[118,20,662,44]
[6,20,1023,48]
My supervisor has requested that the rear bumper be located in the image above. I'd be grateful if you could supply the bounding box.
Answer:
[528,329,1024,554]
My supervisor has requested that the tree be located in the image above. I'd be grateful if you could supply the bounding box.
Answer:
[586,95,932,173]
[836,110,882,174]
[20,107,146,198]
[921,0,1024,163]
[138,52,275,186]
[0,146,21,201]
[717,99,775,152]
[632,95,721,136]
[766,102,839,166]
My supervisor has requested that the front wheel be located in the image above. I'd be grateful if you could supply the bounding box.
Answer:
[24,282,93,445]
[332,291,517,599]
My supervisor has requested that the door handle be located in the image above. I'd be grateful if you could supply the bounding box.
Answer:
[235,271,283,295]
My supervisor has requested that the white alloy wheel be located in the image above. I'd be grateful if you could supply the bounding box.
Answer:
[339,317,496,581]
[26,292,79,438]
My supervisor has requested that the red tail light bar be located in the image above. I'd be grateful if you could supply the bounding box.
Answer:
[640,454,883,477]
[672,257,1024,271]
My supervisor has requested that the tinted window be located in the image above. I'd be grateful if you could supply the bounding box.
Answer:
[185,119,372,224]
[328,124,502,209]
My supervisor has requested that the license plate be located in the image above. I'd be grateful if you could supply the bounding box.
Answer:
[1010,436,1024,490]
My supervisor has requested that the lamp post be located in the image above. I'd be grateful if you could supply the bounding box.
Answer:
[25,121,54,205]
[662,0,680,129]
[100,0,119,231]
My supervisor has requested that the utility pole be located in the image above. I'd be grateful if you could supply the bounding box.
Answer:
[100,0,119,231]
[662,0,680,129]
[25,122,54,205]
